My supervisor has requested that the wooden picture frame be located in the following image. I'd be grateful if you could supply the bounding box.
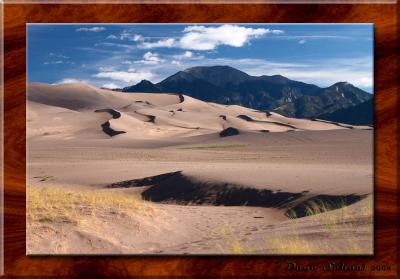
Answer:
[3,3,398,277]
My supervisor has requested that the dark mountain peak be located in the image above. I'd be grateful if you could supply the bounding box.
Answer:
[184,65,247,74]
[271,74,289,79]
[331,81,355,88]
[270,74,289,80]
[259,74,291,84]
[326,82,371,99]
[137,79,154,85]
[162,70,196,83]
[122,79,161,93]
[182,65,251,87]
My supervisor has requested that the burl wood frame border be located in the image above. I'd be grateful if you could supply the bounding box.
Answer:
[3,3,398,277]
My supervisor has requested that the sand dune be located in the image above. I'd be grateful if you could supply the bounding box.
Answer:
[27,82,373,255]
[27,82,370,142]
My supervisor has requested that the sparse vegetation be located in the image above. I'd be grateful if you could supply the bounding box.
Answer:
[27,186,152,226]
[301,198,349,220]
[265,233,315,254]
[222,196,372,254]
[220,226,252,254]
[264,228,365,255]
[26,188,372,255]
[285,197,365,219]
[286,208,298,219]
[265,196,373,254]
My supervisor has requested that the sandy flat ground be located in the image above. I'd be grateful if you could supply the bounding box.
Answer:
[26,83,373,255]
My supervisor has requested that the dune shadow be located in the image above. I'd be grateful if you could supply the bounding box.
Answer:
[100,121,126,137]
[310,118,354,129]
[95,108,121,119]
[237,114,298,129]
[95,108,126,137]
[134,111,156,123]
[106,171,367,218]
[219,127,239,137]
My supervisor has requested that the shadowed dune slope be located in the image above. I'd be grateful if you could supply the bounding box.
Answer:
[107,171,368,218]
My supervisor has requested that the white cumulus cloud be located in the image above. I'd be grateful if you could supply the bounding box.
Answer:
[52,78,89,85]
[138,25,283,51]
[94,70,154,83]
[178,25,282,50]
[182,51,193,58]
[173,51,204,60]
[139,52,164,64]
[139,38,176,49]
[102,82,121,89]
[133,34,144,41]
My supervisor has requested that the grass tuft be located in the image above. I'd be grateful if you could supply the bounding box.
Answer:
[265,234,315,254]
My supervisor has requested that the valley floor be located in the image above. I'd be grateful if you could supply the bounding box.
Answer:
[27,129,373,255]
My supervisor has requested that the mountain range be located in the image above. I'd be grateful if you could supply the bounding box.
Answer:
[121,65,373,125]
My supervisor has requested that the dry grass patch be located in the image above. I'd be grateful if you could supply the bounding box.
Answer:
[221,196,372,255]
[265,196,373,254]
[27,186,154,226]
[264,230,369,255]
[286,196,373,233]
[27,186,159,254]
[218,226,253,254]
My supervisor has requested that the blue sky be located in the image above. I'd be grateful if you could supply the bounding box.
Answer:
[27,24,373,92]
